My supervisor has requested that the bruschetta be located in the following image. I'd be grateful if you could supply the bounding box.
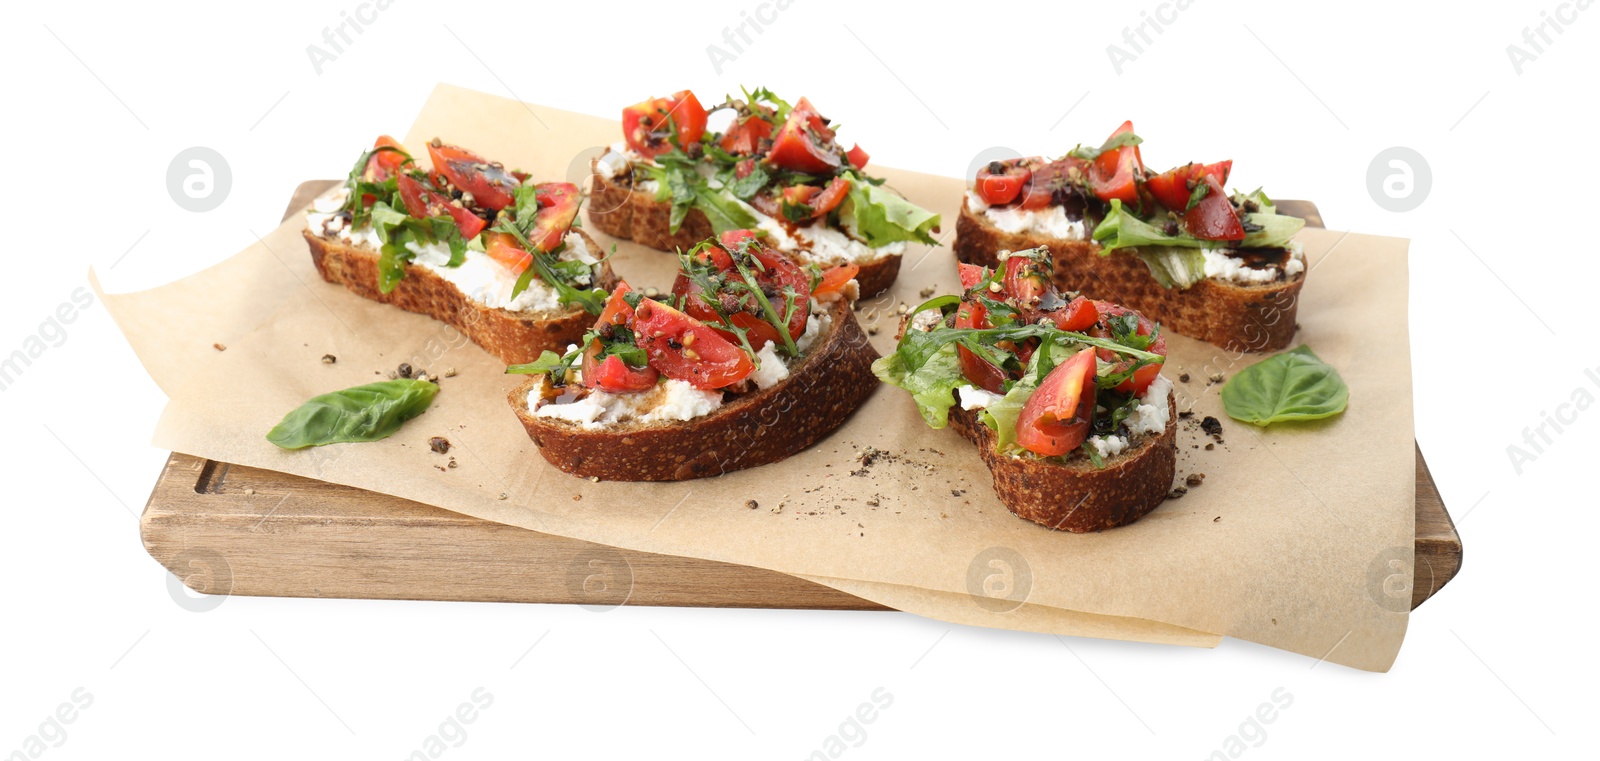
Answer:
[954,122,1306,352]
[587,87,940,297]
[874,247,1177,532]
[304,136,618,364]
[508,230,877,481]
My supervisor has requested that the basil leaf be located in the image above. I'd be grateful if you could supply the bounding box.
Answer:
[871,343,967,428]
[1221,345,1349,426]
[266,379,439,450]
[1068,131,1143,161]
[840,178,940,247]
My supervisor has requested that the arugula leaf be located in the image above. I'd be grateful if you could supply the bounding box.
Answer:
[741,85,793,123]
[505,350,573,376]
[1068,131,1143,161]
[266,379,438,450]
[840,178,940,247]
[871,343,968,428]
[1221,345,1349,426]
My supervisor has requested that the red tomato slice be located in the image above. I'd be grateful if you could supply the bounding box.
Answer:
[720,112,774,155]
[1181,174,1245,241]
[581,284,659,393]
[1145,160,1233,212]
[595,281,637,329]
[975,161,1032,206]
[677,232,810,344]
[1003,254,1051,311]
[363,135,409,183]
[1018,158,1081,210]
[780,177,850,220]
[1016,347,1098,456]
[781,184,820,207]
[958,263,989,291]
[1044,296,1099,332]
[813,263,859,298]
[734,159,757,179]
[426,141,518,212]
[1088,121,1143,206]
[397,173,487,239]
[633,298,753,389]
[845,143,870,170]
[623,91,709,160]
[484,232,532,274]
[955,299,1007,394]
[527,182,581,252]
[766,97,842,174]
[1091,301,1168,394]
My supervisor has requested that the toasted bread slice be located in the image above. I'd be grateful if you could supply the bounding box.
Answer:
[509,299,879,481]
[947,395,1178,532]
[304,229,618,366]
[587,165,903,298]
[954,203,1303,352]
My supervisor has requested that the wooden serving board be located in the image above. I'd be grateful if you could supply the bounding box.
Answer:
[142,184,1461,612]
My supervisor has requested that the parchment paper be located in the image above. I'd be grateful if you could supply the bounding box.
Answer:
[100,84,1413,671]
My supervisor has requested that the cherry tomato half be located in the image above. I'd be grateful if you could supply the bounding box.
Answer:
[1180,174,1245,241]
[623,91,709,160]
[813,263,860,299]
[426,141,518,212]
[582,284,660,393]
[766,97,841,174]
[397,173,487,240]
[1015,347,1098,456]
[720,110,774,155]
[955,299,1006,394]
[1092,301,1168,395]
[1088,121,1143,206]
[1145,160,1233,213]
[845,143,870,170]
[975,161,1032,206]
[633,298,753,389]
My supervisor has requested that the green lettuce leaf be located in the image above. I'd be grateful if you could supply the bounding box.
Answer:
[1093,199,1305,254]
[871,343,966,428]
[1135,246,1208,289]
[841,179,941,247]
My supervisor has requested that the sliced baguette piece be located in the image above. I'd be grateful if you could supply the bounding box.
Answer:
[587,165,903,298]
[947,396,1178,532]
[508,299,879,481]
[304,229,617,366]
[954,203,1303,353]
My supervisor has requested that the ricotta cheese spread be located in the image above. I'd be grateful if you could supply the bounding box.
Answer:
[304,187,596,314]
[966,191,1086,240]
[532,377,724,430]
[1202,240,1306,286]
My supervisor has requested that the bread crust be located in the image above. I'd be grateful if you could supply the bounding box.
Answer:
[954,203,1303,352]
[508,300,879,481]
[587,164,902,297]
[303,229,617,366]
[947,396,1178,532]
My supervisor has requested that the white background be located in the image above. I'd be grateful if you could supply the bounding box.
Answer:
[3,0,1595,757]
